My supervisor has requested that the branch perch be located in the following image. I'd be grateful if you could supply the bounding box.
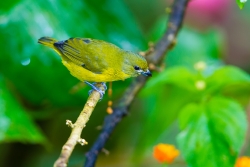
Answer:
[85,0,189,166]
[54,83,105,167]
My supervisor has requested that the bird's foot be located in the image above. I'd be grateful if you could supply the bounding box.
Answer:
[84,81,106,100]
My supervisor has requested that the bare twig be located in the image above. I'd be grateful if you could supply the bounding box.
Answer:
[54,83,105,167]
[84,0,189,166]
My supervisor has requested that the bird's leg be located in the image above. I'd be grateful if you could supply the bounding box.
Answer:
[84,81,106,100]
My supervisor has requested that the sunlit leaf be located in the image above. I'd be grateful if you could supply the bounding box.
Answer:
[206,66,250,96]
[177,96,247,167]
[144,67,197,92]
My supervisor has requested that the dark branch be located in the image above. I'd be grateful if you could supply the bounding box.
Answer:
[84,0,189,166]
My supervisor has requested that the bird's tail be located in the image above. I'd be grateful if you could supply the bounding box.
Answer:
[38,37,58,49]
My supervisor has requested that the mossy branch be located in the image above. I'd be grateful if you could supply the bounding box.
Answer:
[54,83,105,167]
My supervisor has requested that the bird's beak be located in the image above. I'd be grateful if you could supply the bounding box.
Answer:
[142,69,152,77]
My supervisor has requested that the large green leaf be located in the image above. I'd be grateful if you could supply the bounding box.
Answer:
[207,66,250,90]
[177,96,247,167]
[144,67,198,92]
[145,65,250,104]
[206,66,250,104]
[0,77,46,143]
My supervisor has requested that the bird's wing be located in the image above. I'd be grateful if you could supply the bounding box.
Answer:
[54,38,105,74]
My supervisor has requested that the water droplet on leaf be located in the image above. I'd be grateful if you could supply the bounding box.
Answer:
[21,58,31,66]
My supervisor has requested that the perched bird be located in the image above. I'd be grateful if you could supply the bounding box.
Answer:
[38,37,151,97]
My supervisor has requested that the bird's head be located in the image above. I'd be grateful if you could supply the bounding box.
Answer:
[122,51,152,77]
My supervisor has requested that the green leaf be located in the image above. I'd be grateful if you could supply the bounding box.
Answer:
[208,66,250,84]
[206,66,250,95]
[222,83,250,106]
[0,77,46,143]
[236,0,247,9]
[177,96,247,167]
[145,67,198,92]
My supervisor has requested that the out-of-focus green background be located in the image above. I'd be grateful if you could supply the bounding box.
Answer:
[0,0,250,167]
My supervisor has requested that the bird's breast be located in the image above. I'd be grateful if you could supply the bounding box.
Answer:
[62,60,130,82]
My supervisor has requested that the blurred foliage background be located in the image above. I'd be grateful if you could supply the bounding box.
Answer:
[0,0,250,167]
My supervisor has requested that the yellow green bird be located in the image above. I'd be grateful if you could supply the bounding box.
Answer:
[38,37,151,97]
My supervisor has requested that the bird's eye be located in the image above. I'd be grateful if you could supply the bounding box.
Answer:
[134,66,140,70]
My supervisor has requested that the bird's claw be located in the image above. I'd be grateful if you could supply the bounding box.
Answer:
[88,89,105,100]
[85,81,106,100]
[92,82,107,91]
